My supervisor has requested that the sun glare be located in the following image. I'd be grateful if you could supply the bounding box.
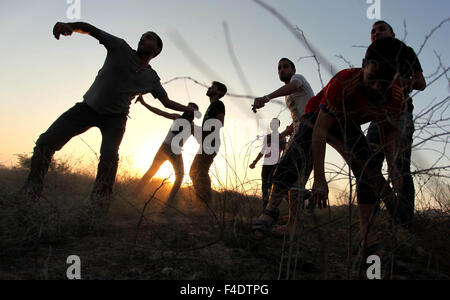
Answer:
[132,155,175,184]
[133,137,201,185]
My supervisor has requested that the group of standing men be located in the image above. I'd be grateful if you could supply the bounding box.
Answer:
[22,21,227,218]
[250,21,425,252]
[22,20,425,253]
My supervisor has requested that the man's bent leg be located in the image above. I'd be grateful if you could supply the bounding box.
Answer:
[91,114,126,214]
[366,118,413,224]
[190,153,215,203]
[330,121,381,247]
[166,151,184,206]
[24,103,93,200]
[261,164,276,209]
[254,119,314,238]
[366,121,385,175]
[137,145,169,193]
[397,112,415,223]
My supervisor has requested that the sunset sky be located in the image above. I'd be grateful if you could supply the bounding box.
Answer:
[0,0,449,203]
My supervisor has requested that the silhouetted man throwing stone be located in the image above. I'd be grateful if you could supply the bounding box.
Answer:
[23,22,193,218]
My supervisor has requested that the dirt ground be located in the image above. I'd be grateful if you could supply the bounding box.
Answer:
[0,166,449,280]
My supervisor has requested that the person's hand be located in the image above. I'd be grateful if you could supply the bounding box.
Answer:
[312,178,328,209]
[282,124,294,137]
[249,162,256,169]
[398,78,413,93]
[186,105,195,113]
[134,94,145,104]
[53,22,73,40]
[252,96,270,113]
[392,72,413,93]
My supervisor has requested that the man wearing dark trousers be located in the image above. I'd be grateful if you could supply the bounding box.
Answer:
[189,81,227,208]
[135,95,199,207]
[23,22,193,217]
[366,20,426,224]
[251,57,315,235]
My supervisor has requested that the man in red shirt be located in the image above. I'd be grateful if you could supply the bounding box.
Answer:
[252,38,410,249]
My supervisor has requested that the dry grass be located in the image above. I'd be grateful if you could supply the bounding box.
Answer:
[0,163,448,280]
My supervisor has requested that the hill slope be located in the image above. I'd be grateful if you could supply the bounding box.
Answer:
[0,166,448,280]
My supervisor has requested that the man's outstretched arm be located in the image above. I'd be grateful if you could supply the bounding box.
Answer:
[252,80,301,112]
[281,123,294,137]
[53,22,102,41]
[157,94,193,113]
[135,95,180,120]
[249,152,264,169]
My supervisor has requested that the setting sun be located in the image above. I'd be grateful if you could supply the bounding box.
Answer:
[132,137,200,185]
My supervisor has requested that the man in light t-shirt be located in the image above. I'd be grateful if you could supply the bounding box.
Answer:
[253,58,314,134]
[252,58,315,237]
